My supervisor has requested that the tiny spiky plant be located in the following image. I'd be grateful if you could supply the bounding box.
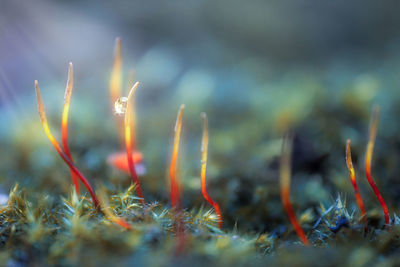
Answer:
[364,106,389,225]
[200,112,223,229]
[280,135,309,245]
[98,186,131,229]
[35,78,100,208]
[345,139,367,227]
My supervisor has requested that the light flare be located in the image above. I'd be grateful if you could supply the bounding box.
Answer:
[110,37,122,107]
[110,37,126,146]
[107,151,144,174]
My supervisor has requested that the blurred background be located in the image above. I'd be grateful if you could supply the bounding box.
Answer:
[1,0,400,232]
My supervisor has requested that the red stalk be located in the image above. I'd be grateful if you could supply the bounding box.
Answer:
[346,139,367,226]
[365,106,389,225]
[169,104,185,210]
[124,82,144,203]
[280,135,309,245]
[200,112,222,228]
[61,62,80,194]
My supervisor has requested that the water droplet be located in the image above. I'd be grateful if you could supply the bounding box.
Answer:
[114,97,128,116]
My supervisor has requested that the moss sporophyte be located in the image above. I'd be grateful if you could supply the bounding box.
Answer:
[34,38,225,235]
[35,79,100,208]
[30,37,395,254]
[364,106,390,226]
[345,139,367,228]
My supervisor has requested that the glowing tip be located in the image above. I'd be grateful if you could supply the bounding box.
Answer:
[34,80,46,123]
[127,82,140,101]
[174,104,185,132]
[346,139,354,171]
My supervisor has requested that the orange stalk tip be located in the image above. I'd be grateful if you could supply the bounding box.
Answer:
[124,82,144,203]
[365,106,389,225]
[345,139,367,226]
[280,135,309,245]
[169,104,185,210]
[200,112,223,228]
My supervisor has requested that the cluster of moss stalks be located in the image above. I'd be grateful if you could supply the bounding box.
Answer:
[3,39,400,266]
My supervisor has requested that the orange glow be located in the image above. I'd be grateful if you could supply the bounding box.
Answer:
[169,104,185,210]
[346,139,367,226]
[365,106,389,225]
[124,82,144,203]
[280,135,309,246]
[35,80,100,208]
[107,150,143,174]
[110,37,125,146]
[110,37,122,107]
[61,63,79,194]
[200,113,222,229]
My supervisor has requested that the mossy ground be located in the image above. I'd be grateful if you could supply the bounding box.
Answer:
[2,180,400,266]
